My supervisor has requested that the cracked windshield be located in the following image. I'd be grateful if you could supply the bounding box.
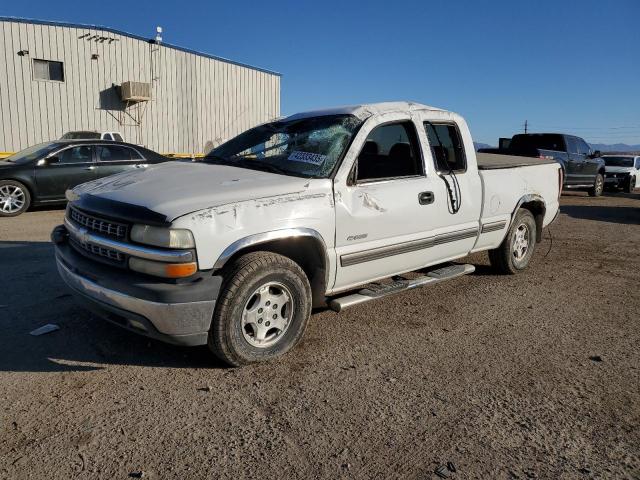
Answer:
[205,114,362,178]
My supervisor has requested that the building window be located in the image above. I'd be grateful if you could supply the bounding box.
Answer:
[33,59,64,82]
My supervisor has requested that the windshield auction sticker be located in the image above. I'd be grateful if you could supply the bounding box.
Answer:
[288,151,327,165]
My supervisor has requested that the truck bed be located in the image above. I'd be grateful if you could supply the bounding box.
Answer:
[477,152,557,170]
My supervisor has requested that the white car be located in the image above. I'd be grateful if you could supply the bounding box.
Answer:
[53,102,561,366]
[603,155,640,193]
[60,131,124,142]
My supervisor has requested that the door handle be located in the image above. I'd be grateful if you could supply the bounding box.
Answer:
[84,166,96,171]
[418,191,434,205]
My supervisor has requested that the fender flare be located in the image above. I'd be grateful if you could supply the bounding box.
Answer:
[213,227,331,289]
[511,194,546,243]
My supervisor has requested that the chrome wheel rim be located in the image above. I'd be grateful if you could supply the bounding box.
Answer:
[0,185,26,214]
[241,281,294,348]
[596,176,603,194]
[512,224,530,262]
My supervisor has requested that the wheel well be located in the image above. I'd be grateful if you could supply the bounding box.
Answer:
[217,237,328,308]
[1,178,34,204]
[519,200,545,243]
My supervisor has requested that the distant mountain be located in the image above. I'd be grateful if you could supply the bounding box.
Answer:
[588,143,640,154]
[474,142,493,151]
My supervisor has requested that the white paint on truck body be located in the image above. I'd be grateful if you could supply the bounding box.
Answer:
[71,102,560,295]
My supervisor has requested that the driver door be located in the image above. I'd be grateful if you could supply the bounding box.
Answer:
[332,114,480,292]
[35,145,96,201]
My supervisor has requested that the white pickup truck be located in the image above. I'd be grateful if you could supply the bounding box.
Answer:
[53,102,561,366]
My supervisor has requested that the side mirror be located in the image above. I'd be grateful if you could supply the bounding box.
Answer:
[37,156,60,166]
[592,150,601,158]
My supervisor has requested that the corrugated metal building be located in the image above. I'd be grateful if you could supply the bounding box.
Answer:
[0,17,281,155]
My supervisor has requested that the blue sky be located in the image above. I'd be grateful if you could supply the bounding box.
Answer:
[2,0,639,145]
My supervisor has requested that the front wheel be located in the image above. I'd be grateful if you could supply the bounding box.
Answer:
[488,209,537,275]
[588,173,604,197]
[0,180,31,217]
[624,176,636,194]
[208,252,312,366]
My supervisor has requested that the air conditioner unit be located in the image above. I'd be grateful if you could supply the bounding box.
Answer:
[120,81,151,102]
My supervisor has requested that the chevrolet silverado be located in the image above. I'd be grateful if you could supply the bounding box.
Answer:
[52,102,561,366]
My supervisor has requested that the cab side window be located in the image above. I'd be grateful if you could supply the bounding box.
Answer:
[59,146,92,164]
[566,136,579,154]
[356,121,423,182]
[424,122,466,172]
[635,158,640,169]
[577,139,590,156]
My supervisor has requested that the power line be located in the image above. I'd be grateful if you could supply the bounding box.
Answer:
[521,124,640,131]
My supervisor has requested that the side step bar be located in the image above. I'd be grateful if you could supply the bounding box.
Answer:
[328,264,475,312]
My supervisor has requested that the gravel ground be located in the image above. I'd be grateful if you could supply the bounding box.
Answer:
[1,192,639,480]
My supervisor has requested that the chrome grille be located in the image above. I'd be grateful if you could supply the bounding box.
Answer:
[69,207,128,239]
[70,237,125,264]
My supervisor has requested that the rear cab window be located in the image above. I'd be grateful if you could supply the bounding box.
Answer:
[424,122,467,172]
[510,134,566,152]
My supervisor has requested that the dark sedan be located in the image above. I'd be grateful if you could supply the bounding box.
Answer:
[0,140,170,216]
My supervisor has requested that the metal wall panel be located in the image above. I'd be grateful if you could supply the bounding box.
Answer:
[0,19,281,154]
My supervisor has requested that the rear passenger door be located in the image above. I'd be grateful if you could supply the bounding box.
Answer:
[95,145,147,180]
[565,136,582,184]
[577,138,598,181]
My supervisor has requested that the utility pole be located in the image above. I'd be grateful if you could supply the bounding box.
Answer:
[524,120,528,134]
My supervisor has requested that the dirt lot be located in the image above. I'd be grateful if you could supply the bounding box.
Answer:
[0,192,638,479]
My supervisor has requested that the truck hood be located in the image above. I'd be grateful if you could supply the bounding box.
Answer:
[72,161,317,221]
[605,166,634,173]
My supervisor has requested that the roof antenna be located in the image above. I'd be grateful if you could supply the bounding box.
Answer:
[155,26,163,45]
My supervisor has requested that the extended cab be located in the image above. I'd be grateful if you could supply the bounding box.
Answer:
[52,102,561,366]
[479,133,606,196]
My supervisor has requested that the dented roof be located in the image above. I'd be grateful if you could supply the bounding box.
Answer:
[285,102,446,121]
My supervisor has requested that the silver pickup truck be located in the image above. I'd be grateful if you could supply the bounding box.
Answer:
[53,102,561,365]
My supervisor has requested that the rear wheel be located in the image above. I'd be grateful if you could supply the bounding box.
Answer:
[489,209,537,275]
[624,176,636,193]
[0,180,31,217]
[588,173,604,197]
[208,252,312,366]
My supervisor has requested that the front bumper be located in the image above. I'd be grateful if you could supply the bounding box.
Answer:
[605,173,630,187]
[53,226,221,346]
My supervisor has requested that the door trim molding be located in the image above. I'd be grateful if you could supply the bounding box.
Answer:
[340,227,478,267]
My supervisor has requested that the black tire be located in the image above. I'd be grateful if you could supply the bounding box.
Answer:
[0,180,31,217]
[624,176,635,194]
[208,252,312,366]
[588,173,604,197]
[488,209,537,275]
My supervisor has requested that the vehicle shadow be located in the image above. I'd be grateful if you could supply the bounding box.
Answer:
[560,204,640,225]
[0,240,228,372]
[29,203,67,213]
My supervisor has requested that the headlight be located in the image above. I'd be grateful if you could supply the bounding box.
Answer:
[65,189,80,202]
[130,224,195,249]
